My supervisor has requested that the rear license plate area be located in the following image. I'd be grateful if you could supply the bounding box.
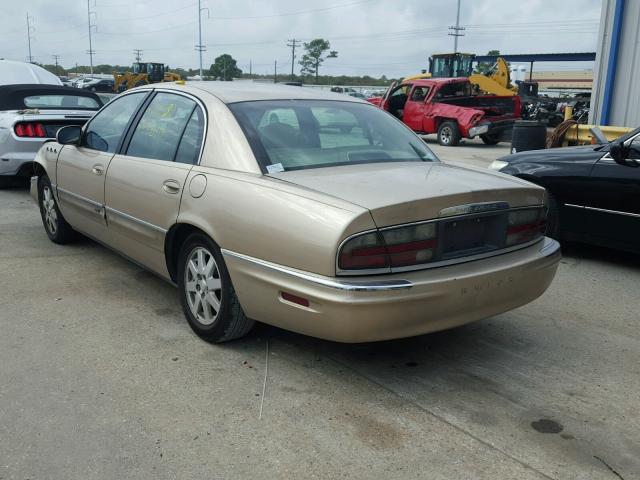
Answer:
[441,215,503,259]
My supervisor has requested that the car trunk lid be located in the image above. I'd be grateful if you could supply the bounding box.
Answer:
[267,161,544,227]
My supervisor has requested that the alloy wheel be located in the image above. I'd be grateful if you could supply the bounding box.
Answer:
[42,186,58,236]
[440,127,452,145]
[184,247,223,325]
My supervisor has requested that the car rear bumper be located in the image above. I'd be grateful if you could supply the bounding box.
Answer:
[222,237,561,343]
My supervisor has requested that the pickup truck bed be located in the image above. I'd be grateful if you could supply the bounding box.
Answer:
[369,77,521,146]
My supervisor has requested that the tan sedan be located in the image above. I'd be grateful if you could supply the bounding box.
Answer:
[30,82,560,343]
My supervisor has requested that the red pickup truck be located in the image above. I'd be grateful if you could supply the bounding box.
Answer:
[369,78,521,146]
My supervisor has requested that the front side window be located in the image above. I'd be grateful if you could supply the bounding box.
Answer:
[24,94,100,109]
[126,93,198,161]
[82,92,147,153]
[229,100,437,171]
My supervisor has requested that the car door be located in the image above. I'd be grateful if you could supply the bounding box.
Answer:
[584,133,640,250]
[55,91,148,241]
[403,86,430,132]
[104,91,205,275]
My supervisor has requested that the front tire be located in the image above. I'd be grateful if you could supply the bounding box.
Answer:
[480,133,501,145]
[38,176,76,244]
[438,121,461,146]
[177,233,254,343]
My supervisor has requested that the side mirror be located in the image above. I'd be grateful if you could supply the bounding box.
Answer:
[610,140,640,168]
[56,125,82,145]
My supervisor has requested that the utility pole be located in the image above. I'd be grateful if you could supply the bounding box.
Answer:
[52,55,61,75]
[274,60,277,83]
[286,38,301,81]
[133,49,143,63]
[26,13,34,63]
[249,59,252,76]
[195,0,209,79]
[448,0,465,53]
[86,0,96,76]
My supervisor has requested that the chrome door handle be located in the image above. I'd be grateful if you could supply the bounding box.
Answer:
[92,164,104,175]
[162,180,181,194]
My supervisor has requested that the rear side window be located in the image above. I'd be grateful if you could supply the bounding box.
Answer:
[24,95,100,109]
[126,93,197,161]
[82,92,147,153]
[174,107,205,165]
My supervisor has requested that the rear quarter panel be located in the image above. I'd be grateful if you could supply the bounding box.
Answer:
[176,167,376,277]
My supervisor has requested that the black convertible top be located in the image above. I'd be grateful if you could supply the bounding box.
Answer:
[0,84,103,110]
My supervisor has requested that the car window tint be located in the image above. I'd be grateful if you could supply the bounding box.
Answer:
[82,92,146,153]
[230,100,437,171]
[175,106,204,165]
[127,93,197,161]
[24,94,101,109]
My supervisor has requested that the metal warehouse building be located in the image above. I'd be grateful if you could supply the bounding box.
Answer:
[590,0,640,127]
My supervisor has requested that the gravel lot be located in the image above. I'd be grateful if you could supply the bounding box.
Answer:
[1,140,638,479]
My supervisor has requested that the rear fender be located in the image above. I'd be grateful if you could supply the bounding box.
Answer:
[431,103,484,137]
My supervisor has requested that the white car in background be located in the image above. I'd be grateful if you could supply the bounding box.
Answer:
[0,60,62,86]
[0,84,103,186]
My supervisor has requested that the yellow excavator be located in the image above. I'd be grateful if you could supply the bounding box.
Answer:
[413,53,520,96]
[113,62,181,92]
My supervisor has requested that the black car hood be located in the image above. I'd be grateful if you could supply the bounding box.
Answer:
[499,144,606,164]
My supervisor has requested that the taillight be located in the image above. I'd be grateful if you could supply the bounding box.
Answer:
[14,122,47,138]
[506,208,547,246]
[339,232,389,270]
[381,223,437,267]
[339,223,438,271]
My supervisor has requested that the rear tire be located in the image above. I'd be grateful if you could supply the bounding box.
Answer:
[38,175,76,244]
[480,133,501,145]
[437,121,461,146]
[177,233,254,343]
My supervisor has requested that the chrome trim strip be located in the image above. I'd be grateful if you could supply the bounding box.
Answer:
[105,206,168,233]
[57,186,102,208]
[540,238,561,256]
[221,249,413,292]
[565,203,640,218]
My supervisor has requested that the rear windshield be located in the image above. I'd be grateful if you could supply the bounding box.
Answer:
[229,100,437,172]
[23,94,101,110]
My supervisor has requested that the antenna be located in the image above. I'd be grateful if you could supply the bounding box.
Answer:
[26,13,35,63]
[448,0,465,53]
[195,0,210,79]
[86,0,97,75]
[286,39,301,81]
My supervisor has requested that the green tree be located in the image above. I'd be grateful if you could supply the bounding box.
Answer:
[209,54,242,81]
[299,38,338,84]
[474,49,500,74]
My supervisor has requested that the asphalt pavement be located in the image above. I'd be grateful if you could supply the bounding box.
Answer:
[0,141,638,479]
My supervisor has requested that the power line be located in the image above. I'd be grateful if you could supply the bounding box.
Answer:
[448,0,464,53]
[286,38,301,80]
[195,0,209,78]
[52,54,61,74]
[26,13,35,63]
[86,0,97,75]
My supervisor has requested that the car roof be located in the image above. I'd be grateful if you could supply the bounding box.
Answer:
[408,77,470,86]
[139,81,368,104]
[0,84,103,110]
[0,60,62,86]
